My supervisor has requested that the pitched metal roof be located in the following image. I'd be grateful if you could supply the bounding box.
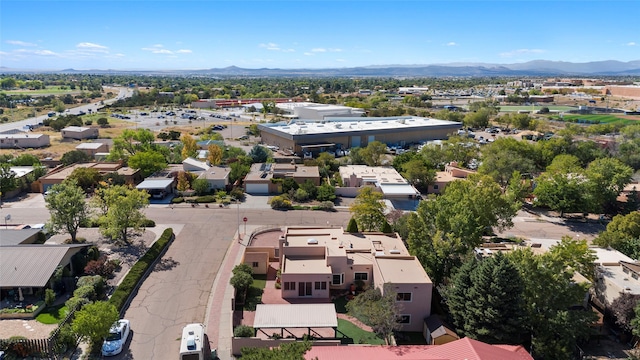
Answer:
[0,245,90,287]
[253,304,337,329]
[0,229,42,246]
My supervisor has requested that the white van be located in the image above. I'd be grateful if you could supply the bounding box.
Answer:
[179,323,206,360]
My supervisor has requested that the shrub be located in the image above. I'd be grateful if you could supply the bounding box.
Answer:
[65,296,90,311]
[45,288,56,307]
[141,218,156,227]
[97,117,108,126]
[270,195,292,210]
[293,188,309,202]
[232,263,253,276]
[195,195,216,203]
[108,228,173,312]
[77,275,105,297]
[381,221,393,233]
[84,256,116,278]
[84,120,93,125]
[171,197,184,204]
[230,187,245,201]
[73,285,96,302]
[234,325,254,338]
[346,217,359,233]
[317,201,335,212]
[51,323,78,354]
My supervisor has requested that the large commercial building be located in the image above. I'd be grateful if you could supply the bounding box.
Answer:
[259,116,462,155]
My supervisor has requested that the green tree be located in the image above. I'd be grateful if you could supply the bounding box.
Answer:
[350,187,386,232]
[447,253,527,344]
[346,284,400,344]
[508,238,597,359]
[249,145,270,163]
[406,174,518,285]
[67,167,102,192]
[108,128,156,160]
[11,154,41,166]
[98,185,150,245]
[441,135,479,168]
[127,150,167,177]
[593,212,640,259]
[299,180,318,200]
[192,178,209,195]
[71,301,119,350]
[463,108,491,129]
[533,171,587,217]
[584,157,633,214]
[316,183,336,202]
[0,163,18,196]
[229,158,251,185]
[479,137,536,187]
[361,141,387,166]
[401,158,435,192]
[45,180,89,243]
[60,150,92,166]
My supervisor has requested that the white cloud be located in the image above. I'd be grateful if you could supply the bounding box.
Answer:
[499,48,546,57]
[446,42,458,46]
[176,49,192,54]
[34,50,57,56]
[142,45,173,54]
[6,40,37,47]
[328,48,342,52]
[282,49,295,53]
[335,59,346,62]
[626,42,637,46]
[311,48,326,53]
[77,42,108,50]
[304,52,314,56]
[0,51,8,56]
[259,42,281,51]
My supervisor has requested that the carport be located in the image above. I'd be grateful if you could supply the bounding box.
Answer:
[136,178,175,199]
[253,304,343,339]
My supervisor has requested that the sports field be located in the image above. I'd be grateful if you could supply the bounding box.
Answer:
[550,114,639,126]
[500,105,576,112]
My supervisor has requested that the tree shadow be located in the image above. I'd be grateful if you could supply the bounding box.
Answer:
[154,257,179,271]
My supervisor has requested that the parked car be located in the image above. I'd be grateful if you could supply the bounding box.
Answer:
[102,319,131,357]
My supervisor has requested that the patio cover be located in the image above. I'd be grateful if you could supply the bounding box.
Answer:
[253,304,337,329]
[379,183,419,196]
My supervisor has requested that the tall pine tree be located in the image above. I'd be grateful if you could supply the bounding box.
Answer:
[447,252,527,344]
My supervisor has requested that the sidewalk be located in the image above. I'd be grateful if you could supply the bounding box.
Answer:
[204,227,256,360]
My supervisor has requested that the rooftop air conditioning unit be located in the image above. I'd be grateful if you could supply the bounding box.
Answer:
[389,249,401,254]
[307,238,318,245]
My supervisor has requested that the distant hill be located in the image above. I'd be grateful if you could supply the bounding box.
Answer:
[2,60,640,77]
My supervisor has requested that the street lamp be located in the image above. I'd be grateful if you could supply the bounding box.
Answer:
[4,214,11,229]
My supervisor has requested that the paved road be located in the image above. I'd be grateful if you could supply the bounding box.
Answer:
[0,87,132,134]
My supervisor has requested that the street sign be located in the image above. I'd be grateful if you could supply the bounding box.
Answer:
[243,217,248,222]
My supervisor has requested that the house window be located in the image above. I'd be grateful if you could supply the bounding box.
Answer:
[332,274,344,286]
[284,282,296,291]
[396,292,412,302]
[252,262,259,268]
[633,273,639,280]
[433,184,439,190]
[315,281,327,290]
[354,272,368,281]
[398,315,411,324]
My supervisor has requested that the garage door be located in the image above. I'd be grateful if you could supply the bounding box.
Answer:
[246,183,269,194]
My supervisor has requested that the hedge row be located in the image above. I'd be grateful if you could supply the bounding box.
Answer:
[80,218,156,228]
[108,228,174,312]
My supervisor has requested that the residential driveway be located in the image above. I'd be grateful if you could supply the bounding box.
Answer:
[240,194,271,209]
[1,193,46,210]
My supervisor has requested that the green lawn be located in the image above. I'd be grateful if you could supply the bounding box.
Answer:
[36,304,68,324]
[252,275,267,289]
[499,105,576,112]
[551,114,638,126]
[1,86,81,95]
[337,318,385,345]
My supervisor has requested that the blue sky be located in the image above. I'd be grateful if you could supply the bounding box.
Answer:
[1,0,638,70]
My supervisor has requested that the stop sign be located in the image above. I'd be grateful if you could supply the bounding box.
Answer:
[243,217,248,222]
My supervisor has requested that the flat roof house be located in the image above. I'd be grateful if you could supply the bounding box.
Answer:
[244,163,320,195]
[259,116,461,155]
[0,133,50,149]
[75,142,110,157]
[61,126,99,140]
[429,162,476,194]
[38,162,142,192]
[593,247,640,307]
[338,165,419,199]
[276,227,433,331]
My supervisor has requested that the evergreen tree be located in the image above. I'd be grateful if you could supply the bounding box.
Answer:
[447,253,527,344]
[346,217,359,233]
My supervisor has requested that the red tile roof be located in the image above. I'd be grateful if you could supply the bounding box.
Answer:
[304,338,533,360]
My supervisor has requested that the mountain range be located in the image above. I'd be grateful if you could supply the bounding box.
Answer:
[2,60,640,77]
